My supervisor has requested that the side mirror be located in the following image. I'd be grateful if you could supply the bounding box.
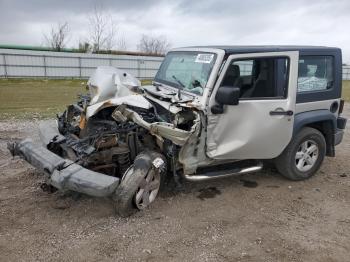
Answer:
[215,86,240,105]
[211,86,240,114]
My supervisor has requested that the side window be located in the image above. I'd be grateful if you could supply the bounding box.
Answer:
[297,56,334,93]
[221,57,289,99]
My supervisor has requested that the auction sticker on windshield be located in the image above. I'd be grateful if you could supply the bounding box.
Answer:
[195,54,214,63]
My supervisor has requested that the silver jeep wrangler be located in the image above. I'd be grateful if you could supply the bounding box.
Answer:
[9,46,347,216]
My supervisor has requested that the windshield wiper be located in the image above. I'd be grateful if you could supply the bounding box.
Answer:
[172,75,185,100]
[172,75,185,88]
[153,82,162,91]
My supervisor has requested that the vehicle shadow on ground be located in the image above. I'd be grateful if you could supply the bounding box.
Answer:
[26,164,285,212]
[3,136,276,212]
[160,165,284,199]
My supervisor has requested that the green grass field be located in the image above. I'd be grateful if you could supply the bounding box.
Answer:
[0,79,349,119]
[0,79,88,119]
[342,80,350,102]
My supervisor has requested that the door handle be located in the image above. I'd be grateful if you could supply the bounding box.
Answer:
[269,110,293,116]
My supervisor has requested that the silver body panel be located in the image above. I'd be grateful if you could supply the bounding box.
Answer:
[206,51,299,159]
[295,99,340,115]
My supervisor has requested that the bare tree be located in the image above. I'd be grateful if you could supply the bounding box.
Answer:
[78,41,92,53]
[137,34,171,55]
[88,5,123,52]
[116,33,127,51]
[104,19,117,51]
[44,22,70,51]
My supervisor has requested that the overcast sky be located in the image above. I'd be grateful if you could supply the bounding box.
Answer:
[0,0,349,62]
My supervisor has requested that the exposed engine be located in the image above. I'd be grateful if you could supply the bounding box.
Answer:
[49,95,152,178]
[43,66,199,181]
[50,93,198,180]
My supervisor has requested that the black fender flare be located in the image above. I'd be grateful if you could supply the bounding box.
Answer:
[293,109,336,156]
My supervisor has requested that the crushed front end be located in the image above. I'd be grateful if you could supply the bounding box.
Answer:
[8,66,201,203]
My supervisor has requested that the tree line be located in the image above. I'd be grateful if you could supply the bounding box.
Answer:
[43,6,171,55]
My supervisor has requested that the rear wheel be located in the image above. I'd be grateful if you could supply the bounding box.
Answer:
[113,152,166,217]
[275,127,326,181]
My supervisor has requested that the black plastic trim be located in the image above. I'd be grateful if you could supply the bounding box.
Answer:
[330,101,339,113]
[293,110,337,156]
[339,99,344,114]
[334,129,344,146]
[293,110,336,134]
[270,110,293,116]
[337,116,347,129]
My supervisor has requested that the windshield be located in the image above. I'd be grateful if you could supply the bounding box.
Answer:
[154,51,217,95]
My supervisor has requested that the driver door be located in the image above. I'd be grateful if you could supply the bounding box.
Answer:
[206,51,299,160]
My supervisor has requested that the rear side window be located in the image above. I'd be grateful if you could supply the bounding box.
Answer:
[297,56,334,93]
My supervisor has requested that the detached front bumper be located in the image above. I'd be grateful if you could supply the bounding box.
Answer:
[8,123,120,197]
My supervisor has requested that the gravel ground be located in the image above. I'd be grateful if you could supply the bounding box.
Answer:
[0,106,349,262]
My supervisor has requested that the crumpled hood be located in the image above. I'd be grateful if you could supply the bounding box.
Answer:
[86,95,152,119]
[85,66,189,119]
[86,66,152,118]
[87,66,141,105]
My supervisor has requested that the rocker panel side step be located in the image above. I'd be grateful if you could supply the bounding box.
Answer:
[183,161,263,181]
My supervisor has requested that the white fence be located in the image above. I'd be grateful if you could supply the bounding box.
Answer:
[0,48,163,79]
[1,48,350,80]
[343,66,350,80]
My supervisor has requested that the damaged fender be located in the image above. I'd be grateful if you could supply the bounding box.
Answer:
[122,107,199,146]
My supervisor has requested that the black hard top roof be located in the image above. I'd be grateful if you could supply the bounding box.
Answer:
[188,45,341,54]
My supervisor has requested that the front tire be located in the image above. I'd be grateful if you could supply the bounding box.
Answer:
[275,127,326,181]
[113,152,166,217]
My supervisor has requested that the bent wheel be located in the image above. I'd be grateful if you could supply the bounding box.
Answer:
[134,167,161,210]
[114,152,166,217]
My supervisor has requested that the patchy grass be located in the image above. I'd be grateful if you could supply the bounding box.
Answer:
[0,79,88,119]
[342,80,350,102]
[141,79,152,85]
[0,78,153,120]
[0,79,349,120]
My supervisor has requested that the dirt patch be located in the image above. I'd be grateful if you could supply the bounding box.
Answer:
[0,106,349,262]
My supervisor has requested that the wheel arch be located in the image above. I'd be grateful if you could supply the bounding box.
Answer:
[293,110,336,157]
